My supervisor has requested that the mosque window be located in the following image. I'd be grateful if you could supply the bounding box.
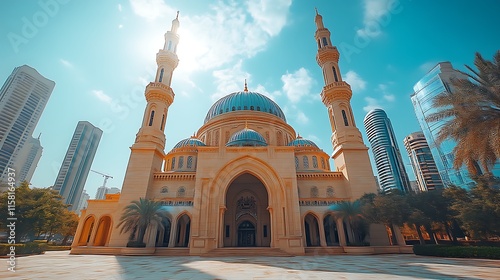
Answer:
[257,106,260,111]
[238,106,241,110]
[159,68,164,82]
[219,109,223,114]
[342,110,349,126]
[322,37,328,47]
[327,187,334,197]
[161,187,168,193]
[187,156,193,169]
[321,157,326,169]
[332,66,338,82]
[149,110,155,126]
[303,156,309,168]
[171,157,175,170]
[295,157,299,169]
[244,106,248,110]
[250,106,254,110]
[177,187,185,197]
[317,39,321,49]
[312,156,318,168]
[232,106,236,111]
[160,114,165,130]
[178,156,184,169]
[311,186,318,197]
[225,108,229,112]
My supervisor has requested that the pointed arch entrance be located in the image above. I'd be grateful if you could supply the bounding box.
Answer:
[175,214,190,247]
[77,216,95,246]
[304,213,320,247]
[93,216,112,246]
[223,173,270,247]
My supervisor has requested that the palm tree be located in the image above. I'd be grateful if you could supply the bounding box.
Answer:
[330,200,366,243]
[426,51,500,175]
[116,198,167,246]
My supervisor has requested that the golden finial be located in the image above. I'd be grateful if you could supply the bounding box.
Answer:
[176,11,179,19]
[297,133,302,139]
[191,131,196,138]
[244,79,248,92]
[315,7,318,15]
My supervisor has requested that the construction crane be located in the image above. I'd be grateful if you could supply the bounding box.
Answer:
[91,170,113,188]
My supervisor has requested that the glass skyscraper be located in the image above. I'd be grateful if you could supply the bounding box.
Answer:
[411,62,500,188]
[53,121,102,212]
[364,108,411,193]
[0,65,54,183]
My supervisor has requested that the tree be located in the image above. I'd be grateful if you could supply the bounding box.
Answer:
[426,51,500,175]
[330,200,367,243]
[116,198,167,246]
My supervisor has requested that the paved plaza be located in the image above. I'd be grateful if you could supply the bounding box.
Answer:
[4,251,500,279]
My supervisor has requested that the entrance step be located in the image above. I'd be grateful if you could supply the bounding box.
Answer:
[305,247,345,255]
[205,247,293,257]
[154,248,190,256]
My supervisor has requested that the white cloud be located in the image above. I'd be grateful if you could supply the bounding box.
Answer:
[343,70,366,92]
[281,68,314,103]
[419,61,438,73]
[356,0,397,38]
[59,59,73,68]
[363,96,383,112]
[246,0,292,36]
[118,4,122,12]
[383,94,395,102]
[129,0,175,21]
[92,90,113,104]
[296,111,309,124]
[378,83,396,102]
[118,24,124,29]
[211,60,251,100]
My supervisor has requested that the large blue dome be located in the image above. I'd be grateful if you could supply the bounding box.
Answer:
[288,136,318,148]
[173,137,206,149]
[226,128,267,147]
[204,91,286,123]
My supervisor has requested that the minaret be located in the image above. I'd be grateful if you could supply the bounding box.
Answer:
[118,13,180,206]
[314,10,377,198]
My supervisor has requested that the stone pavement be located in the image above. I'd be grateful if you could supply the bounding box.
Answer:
[4,251,500,279]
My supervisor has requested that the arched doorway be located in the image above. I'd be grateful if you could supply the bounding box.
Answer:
[93,216,112,246]
[175,214,190,247]
[155,217,171,247]
[223,173,270,247]
[304,214,320,247]
[324,214,339,246]
[237,220,256,247]
[78,216,95,246]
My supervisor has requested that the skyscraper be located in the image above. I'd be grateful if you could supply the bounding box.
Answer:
[364,108,411,193]
[76,190,90,216]
[411,62,500,188]
[404,132,444,192]
[16,135,43,183]
[53,121,102,211]
[0,65,54,183]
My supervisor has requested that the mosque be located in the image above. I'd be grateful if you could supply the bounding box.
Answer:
[71,11,409,256]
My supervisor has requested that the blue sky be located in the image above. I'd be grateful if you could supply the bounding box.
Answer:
[1,0,499,198]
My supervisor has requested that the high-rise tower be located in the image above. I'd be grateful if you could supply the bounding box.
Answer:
[404,132,443,192]
[0,65,54,183]
[53,121,102,211]
[314,10,377,199]
[364,109,411,193]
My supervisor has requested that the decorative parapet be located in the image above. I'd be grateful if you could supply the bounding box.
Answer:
[158,200,193,206]
[299,200,341,206]
[153,172,196,180]
[296,172,343,180]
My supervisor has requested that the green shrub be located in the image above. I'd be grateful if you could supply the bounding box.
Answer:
[413,245,500,259]
[0,242,47,255]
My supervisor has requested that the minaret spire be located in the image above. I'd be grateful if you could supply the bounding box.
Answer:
[244,79,248,92]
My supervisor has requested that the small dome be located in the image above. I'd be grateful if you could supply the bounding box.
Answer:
[205,91,286,123]
[226,128,267,147]
[288,136,318,148]
[173,137,206,149]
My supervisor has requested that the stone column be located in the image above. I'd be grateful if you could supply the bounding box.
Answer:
[168,217,178,247]
[392,224,406,246]
[336,218,347,246]
[218,206,226,248]
[318,216,327,247]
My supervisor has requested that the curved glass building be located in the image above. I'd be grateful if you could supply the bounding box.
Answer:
[364,109,411,193]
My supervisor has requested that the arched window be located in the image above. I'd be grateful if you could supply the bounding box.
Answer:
[244,106,248,110]
[342,110,349,126]
[303,156,309,168]
[310,186,318,197]
[332,66,338,82]
[312,156,318,168]
[167,41,172,51]
[250,106,254,110]
[317,39,321,49]
[327,187,334,197]
[161,187,168,193]
[159,68,164,82]
[187,156,193,169]
[256,106,260,111]
[171,157,175,170]
[322,37,328,47]
[178,156,184,169]
[321,158,326,169]
[177,187,185,197]
[149,110,155,126]
[160,114,165,130]
[295,157,299,169]
[232,106,236,111]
